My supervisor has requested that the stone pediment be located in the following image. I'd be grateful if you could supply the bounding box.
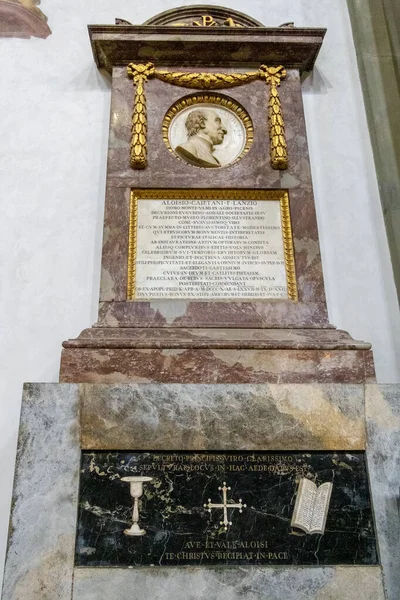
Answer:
[142,5,264,28]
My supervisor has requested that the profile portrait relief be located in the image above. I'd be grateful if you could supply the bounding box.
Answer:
[165,94,253,169]
[175,109,227,168]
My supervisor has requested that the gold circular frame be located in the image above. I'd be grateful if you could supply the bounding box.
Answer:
[162,93,254,168]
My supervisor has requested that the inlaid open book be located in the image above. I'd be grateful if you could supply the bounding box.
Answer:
[291,478,333,535]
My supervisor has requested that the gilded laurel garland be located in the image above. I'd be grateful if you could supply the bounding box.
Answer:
[128,190,297,302]
[127,195,138,300]
[127,63,155,169]
[154,70,259,89]
[126,62,289,171]
[259,65,288,170]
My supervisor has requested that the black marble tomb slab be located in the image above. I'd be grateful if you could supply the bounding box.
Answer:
[76,451,378,567]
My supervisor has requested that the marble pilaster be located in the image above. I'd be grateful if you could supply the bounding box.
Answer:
[366,384,400,599]
[1,384,80,600]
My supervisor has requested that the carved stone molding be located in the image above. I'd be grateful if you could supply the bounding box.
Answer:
[88,26,326,73]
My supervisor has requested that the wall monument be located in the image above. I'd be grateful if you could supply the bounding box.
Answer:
[2,6,398,600]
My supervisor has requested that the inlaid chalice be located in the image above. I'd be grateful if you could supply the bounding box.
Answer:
[121,476,153,536]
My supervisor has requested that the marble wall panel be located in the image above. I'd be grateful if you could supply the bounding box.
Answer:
[96,299,329,328]
[60,347,375,384]
[72,565,385,600]
[78,383,366,451]
[107,69,294,186]
[76,450,377,568]
[366,384,400,600]
[106,68,315,195]
[1,384,80,600]
[100,186,130,302]
[97,66,328,327]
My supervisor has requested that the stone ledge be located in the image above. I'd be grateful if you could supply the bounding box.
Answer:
[73,565,385,600]
[63,327,371,350]
[60,347,375,384]
[88,25,326,73]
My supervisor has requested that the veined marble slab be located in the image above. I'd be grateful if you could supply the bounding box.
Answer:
[1,383,80,600]
[79,383,366,450]
[72,566,385,600]
[76,450,377,568]
[366,384,400,600]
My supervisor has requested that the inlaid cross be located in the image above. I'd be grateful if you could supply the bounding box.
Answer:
[204,482,246,530]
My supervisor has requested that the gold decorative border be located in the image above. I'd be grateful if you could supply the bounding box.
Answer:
[162,93,254,169]
[279,192,298,301]
[127,189,297,301]
[127,194,138,300]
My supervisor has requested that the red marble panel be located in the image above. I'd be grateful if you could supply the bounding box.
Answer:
[96,300,328,328]
[97,67,328,328]
[60,348,375,384]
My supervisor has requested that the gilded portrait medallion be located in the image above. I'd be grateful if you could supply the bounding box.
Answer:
[163,93,253,168]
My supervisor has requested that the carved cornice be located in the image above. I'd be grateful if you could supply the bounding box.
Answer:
[88,26,326,74]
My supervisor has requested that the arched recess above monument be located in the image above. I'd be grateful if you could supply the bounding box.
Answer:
[142,5,264,28]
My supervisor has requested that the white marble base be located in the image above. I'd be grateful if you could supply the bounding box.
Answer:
[73,566,385,600]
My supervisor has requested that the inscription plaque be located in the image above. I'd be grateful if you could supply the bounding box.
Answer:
[76,451,377,567]
[128,190,297,300]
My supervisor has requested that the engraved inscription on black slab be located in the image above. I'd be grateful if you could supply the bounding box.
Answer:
[76,451,377,567]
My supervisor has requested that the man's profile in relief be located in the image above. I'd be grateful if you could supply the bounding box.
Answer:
[175,108,227,168]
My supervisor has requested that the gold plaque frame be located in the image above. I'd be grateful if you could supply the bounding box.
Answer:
[127,189,297,301]
[162,93,254,168]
